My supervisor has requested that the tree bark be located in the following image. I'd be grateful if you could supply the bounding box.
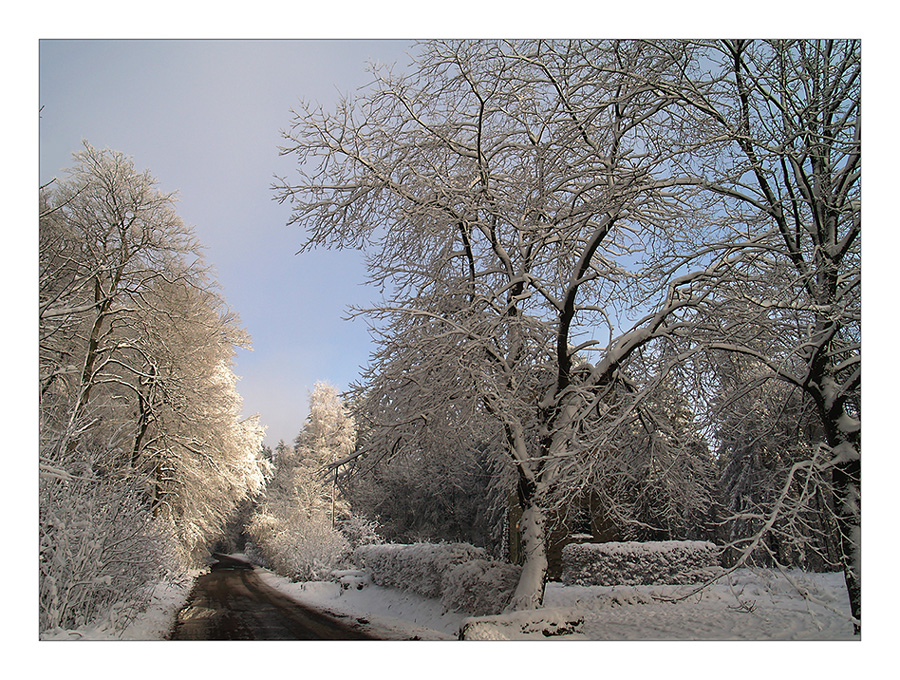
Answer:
[832,456,860,633]
[505,502,548,611]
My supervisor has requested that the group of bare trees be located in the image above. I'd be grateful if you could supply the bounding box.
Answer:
[39,144,267,634]
[276,40,860,628]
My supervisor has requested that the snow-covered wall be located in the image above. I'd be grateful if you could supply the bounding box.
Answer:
[561,540,721,587]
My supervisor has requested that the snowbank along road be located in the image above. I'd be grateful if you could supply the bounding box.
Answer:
[169,557,377,640]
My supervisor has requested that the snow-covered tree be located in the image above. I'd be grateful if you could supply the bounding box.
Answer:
[248,382,360,580]
[39,144,266,633]
[295,381,358,525]
[342,328,513,551]
[711,361,839,571]
[648,40,861,628]
[575,368,718,544]
[114,272,267,561]
[346,413,508,550]
[276,40,724,609]
[277,40,860,624]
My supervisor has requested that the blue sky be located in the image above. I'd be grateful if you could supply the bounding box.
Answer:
[39,39,415,447]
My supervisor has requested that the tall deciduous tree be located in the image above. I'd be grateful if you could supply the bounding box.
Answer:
[278,40,861,626]
[276,40,722,609]
[654,39,861,628]
[40,144,265,631]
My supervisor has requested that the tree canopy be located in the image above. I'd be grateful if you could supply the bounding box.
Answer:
[39,144,267,632]
[277,39,860,625]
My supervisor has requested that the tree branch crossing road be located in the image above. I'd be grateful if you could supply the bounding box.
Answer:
[169,559,377,640]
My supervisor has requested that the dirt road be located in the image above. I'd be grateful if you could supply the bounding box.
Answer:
[169,563,377,640]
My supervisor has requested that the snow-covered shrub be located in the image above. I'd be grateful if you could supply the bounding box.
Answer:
[561,540,721,587]
[339,513,382,551]
[441,559,522,616]
[247,508,350,582]
[39,469,181,635]
[242,541,268,568]
[352,542,488,598]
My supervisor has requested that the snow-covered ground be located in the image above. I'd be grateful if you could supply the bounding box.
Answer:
[258,569,467,640]
[40,571,199,641]
[117,576,198,641]
[32,559,872,680]
[262,567,856,641]
[37,561,855,642]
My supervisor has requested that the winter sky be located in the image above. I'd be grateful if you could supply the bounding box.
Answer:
[39,39,416,447]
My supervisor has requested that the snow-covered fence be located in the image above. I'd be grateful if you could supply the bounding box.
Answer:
[351,542,489,599]
[441,559,522,616]
[561,540,721,587]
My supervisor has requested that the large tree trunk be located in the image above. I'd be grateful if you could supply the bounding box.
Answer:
[815,372,861,633]
[505,503,549,611]
[832,456,860,634]
[827,421,860,634]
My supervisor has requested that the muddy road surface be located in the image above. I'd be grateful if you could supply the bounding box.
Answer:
[169,561,377,640]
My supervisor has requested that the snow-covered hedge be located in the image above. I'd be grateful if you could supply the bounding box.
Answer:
[441,559,522,616]
[561,540,721,587]
[351,542,488,599]
[39,470,180,635]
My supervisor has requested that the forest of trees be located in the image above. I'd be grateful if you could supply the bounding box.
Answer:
[38,38,860,637]
[39,144,268,634]
[275,39,860,626]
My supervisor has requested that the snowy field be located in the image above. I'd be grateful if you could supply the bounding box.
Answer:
[261,567,856,641]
